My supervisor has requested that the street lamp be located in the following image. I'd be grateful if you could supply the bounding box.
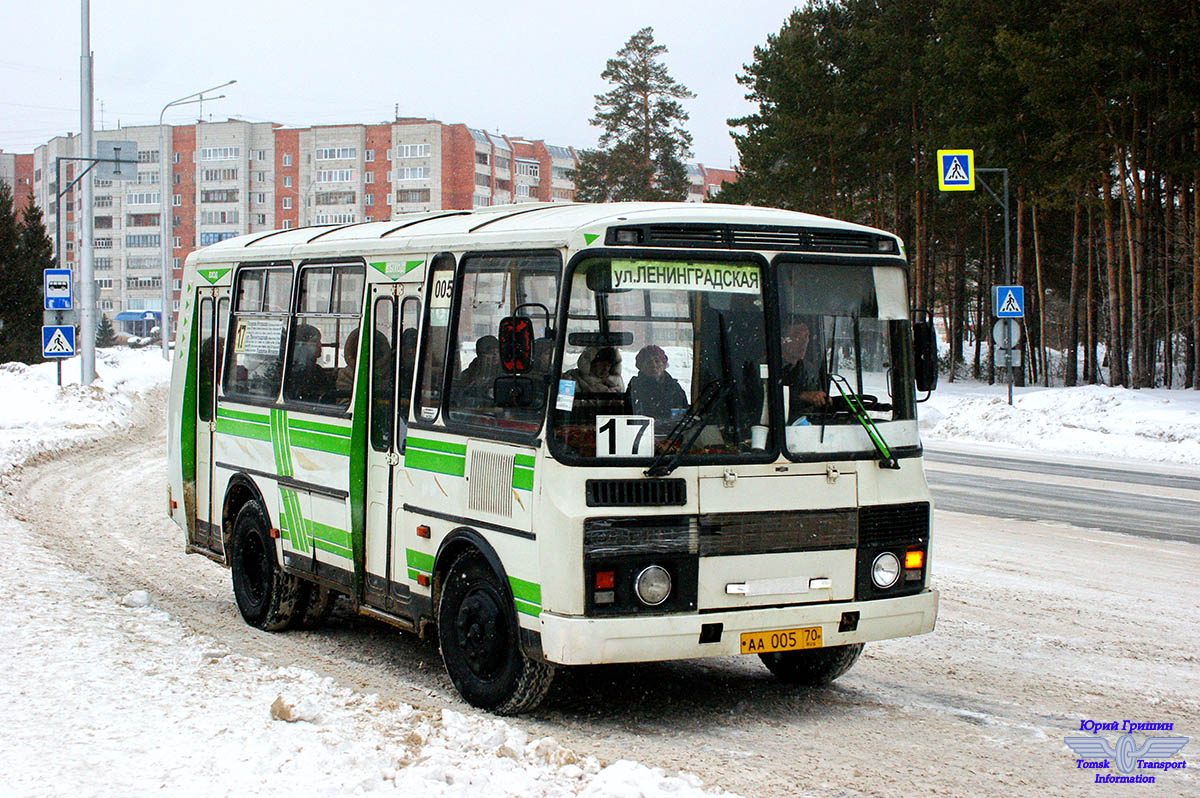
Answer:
[158,79,236,360]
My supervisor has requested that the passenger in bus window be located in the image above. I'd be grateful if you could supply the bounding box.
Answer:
[780,318,829,422]
[564,347,624,393]
[289,323,335,403]
[458,335,501,400]
[336,328,362,394]
[627,345,688,422]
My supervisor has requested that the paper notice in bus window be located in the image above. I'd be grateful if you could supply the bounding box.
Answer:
[233,318,285,355]
[556,380,576,411]
[610,260,760,294]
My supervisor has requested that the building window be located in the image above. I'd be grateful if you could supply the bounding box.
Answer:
[395,189,431,204]
[476,152,489,166]
[314,191,356,205]
[173,194,181,206]
[126,213,161,227]
[94,215,113,229]
[395,143,431,158]
[365,194,374,206]
[256,192,266,204]
[172,153,180,164]
[283,197,292,210]
[199,146,239,161]
[495,156,511,170]
[315,147,357,160]
[515,161,539,178]
[126,234,161,248]
[95,257,113,270]
[386,149,392,160]
[282,154,292,167]
[136,171,160,185]
[173,215,181,227]
[283,175,292,188]
[475,174,491,188]
[395,166,431,181]
[200,189,239,203]
[173,236,182,248]
[282,219,292,229]
[201,210,239,224]
[365,150,374,162]
[473,195,491,208]
[126,192,160,205]
[256,150,266,161]
[199,232,237,246]
[255,213,266,225]
[137,150,160,163]
[96,278,113,290]
[364,172,374,184]
[173,257,181,269]
[201,168,238,181]
[316,169,355,183]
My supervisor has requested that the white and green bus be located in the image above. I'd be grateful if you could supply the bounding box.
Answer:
[167,202,940,714]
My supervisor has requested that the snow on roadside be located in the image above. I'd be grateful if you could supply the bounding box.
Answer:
[0,505,729,797]
[920,379,1200,465]
[0,348,170,475]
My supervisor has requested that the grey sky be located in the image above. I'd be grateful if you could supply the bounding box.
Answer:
[1,1,797,168]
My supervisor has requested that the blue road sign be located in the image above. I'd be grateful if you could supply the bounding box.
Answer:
[993,285,1025,318]
[44,268,73,310]
[937,149,975,191]
[42,325,76,358]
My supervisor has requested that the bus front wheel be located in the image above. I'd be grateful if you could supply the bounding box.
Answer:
[229,501,304,631]
[759,643,864,686]
[438,551,555,715]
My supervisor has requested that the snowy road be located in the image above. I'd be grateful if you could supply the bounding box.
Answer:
[3,392,1198,796]
[926,444,1200,543]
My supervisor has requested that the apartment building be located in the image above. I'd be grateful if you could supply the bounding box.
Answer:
[0,149,35,219]
[22,115,735,328]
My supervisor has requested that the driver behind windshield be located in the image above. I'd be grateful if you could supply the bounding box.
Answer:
[780,318,829,423]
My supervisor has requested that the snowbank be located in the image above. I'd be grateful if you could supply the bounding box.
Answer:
[0,348,170,474]
[921,379,1200,465]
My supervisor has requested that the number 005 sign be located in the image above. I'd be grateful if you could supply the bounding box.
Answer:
[595,415,655,457]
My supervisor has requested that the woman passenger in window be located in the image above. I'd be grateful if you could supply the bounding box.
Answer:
[289,324,335,403]
[563,346,624,393]
[627,345,688,422]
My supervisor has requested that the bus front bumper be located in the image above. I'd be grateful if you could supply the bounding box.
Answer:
[538,589,938,665]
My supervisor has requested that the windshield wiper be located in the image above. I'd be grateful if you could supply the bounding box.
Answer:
[644,379,736,477]
[829,374,899,469]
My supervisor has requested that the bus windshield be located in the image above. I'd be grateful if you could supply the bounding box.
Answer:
[776,261,917,458]
[550,256,770,463]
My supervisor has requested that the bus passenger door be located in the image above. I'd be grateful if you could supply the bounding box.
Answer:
[364,289,400,610]
[193,289,229,559]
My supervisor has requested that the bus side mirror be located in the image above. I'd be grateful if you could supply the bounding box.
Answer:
[499,315,533,374]
[911,310,939,393]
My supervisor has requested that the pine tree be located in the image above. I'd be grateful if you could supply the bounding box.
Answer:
[7,196,55,364]
[575,27,695,202]
[95,313,117,348]
[0,182,23,363]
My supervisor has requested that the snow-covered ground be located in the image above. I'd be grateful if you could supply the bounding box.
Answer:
[922,378,1200,466]
[1,352,1198,796]
[0,350,729,797]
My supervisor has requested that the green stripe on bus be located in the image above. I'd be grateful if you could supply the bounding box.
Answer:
[310,521,351,549]
[406,549,435,573]
[508,576,541,605]
[404,448,466,477]
[216,407,269,424]
[407,568,422,581]
[287,418,352,438]
[215,418,272,442]
[512,467,534,491]
[513,454,535,468]
[514,600,541,617]
[313,537,352,559]
[288,429,352,456]
[405,436,467,456]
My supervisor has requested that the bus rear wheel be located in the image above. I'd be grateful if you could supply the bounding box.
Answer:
[229,501,304,631]
[438,551,554,715]
[759,643,864,686]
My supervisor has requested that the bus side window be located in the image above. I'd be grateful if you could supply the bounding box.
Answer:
[398,297,420,436]
[225,265,291,400]
[197,298,214,422]
[415,254,455,422]
[215,297,229,401]
[284,263,366,411]
[370,297,396,452]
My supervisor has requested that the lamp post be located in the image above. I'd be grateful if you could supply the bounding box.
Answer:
[158,80,235,360]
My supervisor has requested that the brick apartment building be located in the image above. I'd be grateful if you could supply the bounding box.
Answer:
[2,118,737,333]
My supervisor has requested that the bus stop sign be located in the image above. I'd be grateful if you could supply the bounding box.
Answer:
[44,268,73,310]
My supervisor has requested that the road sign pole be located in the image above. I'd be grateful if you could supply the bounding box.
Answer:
[978,167,1013,405]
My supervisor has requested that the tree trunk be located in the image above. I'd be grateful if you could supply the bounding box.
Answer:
[1067,197,1081,386]
[1102,171,1124,386]
[1164,169,1174,388]
[1015,189,1027,386]
[1086,193,1099,384]
[1194,114,1200,389]
[1115,144,1145,387]
[1033,203,1049,386]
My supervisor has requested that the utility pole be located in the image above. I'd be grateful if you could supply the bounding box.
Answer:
[79,0,96,384]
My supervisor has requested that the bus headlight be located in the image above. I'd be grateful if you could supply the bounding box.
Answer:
[871,552,901,589]
[634,565,672,606]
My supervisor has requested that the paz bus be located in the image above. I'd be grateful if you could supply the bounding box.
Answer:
[167,202,940,714]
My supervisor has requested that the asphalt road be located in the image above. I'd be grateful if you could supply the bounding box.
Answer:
[924,444,1200,544]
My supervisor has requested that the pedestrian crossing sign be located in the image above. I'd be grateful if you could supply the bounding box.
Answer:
[937,149,975,191]
[993,285,1024,318]
[42,325,76,358]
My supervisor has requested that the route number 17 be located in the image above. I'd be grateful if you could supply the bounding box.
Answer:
[595,415,655,457]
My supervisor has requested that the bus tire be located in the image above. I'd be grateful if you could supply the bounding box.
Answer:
[229,501,304,631]
[293,583,337,630]
[438,551,554,715]
[758,643,864,686]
